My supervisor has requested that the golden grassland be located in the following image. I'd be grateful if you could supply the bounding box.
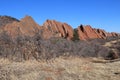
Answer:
[0,57,120,80]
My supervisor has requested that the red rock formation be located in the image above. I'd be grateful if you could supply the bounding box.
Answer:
[77,25,102,40]
[0,15,119,40]
[2,16,41,37]
[42,20,73,40]
[77,25,120,40]
[1,17,73,40]
[95,29,119,38]
[0,16,19,27]
[94,29,108,39]
[111,32,119,37]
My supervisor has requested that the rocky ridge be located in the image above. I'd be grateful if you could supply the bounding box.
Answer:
[77,25,119,40]
[0,16,19,27]
[0,15,119,40]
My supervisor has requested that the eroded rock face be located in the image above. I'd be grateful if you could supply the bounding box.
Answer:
[94,29,108,39]
[0,15,119,40]
[77,25,120,40]
[1,17,73,40]
[111,32,119,37]
[77,25,102,40]
[0,16,19,27]
[43,20,73,40]
[2,16,41,37]
[95,29,119,38]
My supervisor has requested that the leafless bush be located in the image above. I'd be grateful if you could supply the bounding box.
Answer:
[106,36,120,42]
[0,31,119,61]
[108,40,120,59]
[88,38,106,45]
[88,36,120,45]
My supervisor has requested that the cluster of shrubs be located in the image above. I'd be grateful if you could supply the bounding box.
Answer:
[88,36,120,45]
[108,39,120,58]
[0,31,119,62]
[72,29,79,41]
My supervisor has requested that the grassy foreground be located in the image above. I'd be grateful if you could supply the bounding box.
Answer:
[0,57,120,80]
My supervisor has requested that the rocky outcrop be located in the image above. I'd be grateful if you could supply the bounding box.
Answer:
[77,25,120,40]
[94,29,108,39]
[0,16,73,40]
[2,16,41,37]
[0,15,119,40]
[0,16,19,27]
[77,25,102,40]
[95,29,119,38]
[111,32,119,37]
[42,20,73,40]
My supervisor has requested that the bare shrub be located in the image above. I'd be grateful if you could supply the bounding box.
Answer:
[0,31,119,61]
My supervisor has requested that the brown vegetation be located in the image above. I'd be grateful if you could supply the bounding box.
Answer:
[0,30,120,61]
[0,58,120,80]
[0,15,120,80]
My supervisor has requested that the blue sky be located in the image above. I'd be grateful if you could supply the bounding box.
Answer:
[0,0,120,32]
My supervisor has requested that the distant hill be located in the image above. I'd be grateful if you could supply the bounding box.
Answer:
[0,15,119,40]
[0,15,19,27]
[0,15,120,62]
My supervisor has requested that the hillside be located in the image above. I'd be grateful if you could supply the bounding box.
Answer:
[0,39,120,80]
[0,16,19,27]
[0,15,119,40]
[0,15,120,80]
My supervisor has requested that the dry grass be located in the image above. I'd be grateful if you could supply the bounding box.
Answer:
[104,39,120,47]
[0,57,120,80]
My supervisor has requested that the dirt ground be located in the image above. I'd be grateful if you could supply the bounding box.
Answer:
[0,57,120,80]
